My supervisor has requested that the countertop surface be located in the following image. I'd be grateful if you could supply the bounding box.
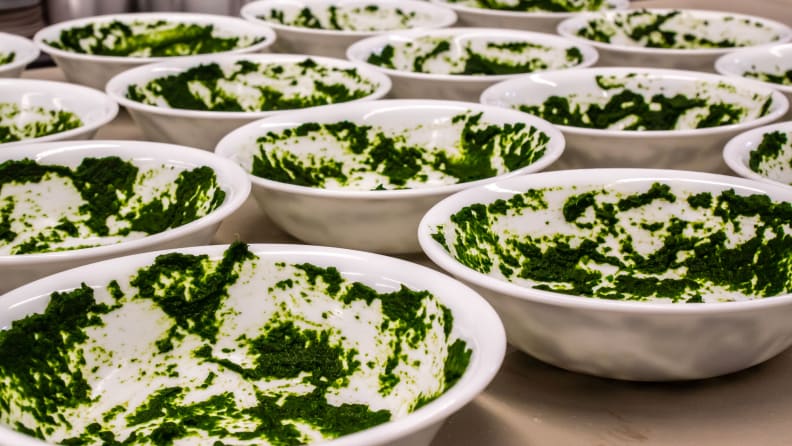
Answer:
[18,0,792,444]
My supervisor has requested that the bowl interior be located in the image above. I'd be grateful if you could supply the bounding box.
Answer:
[432,0,625,14]
[481,70,781,131]
[562,9,791,51]
[349,29,595,76]
[715,44,792,90]
[217,101,563,191]
[0,33,39,71]
[725,123,792,186]
[422,172,792,304]
[0,242,486,445]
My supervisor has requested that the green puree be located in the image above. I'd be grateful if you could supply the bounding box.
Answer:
[446,0,605,12]
[745,69,792,86]
[0,156,225,254]
[748,130,792,182]
[46,20,263,57]
[266,5,419,31]
[0,102,82,143]
[434,183,792,302]
[0,242,472,445]
[250,111,550,189]
[126,59,377,112]
[0,52,15,66]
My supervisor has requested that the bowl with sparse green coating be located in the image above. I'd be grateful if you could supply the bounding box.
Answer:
[0,32,39,78]
[106,53,391,151]
[346,27,597,101]
[33,12,276,90]
[214,99,565,254]
[419,168,792,381]
[0,241,506,446]
[0,79,118,147]
[558,9,792,72]
[724,121,792,188]
[481,67,789,173]
[0,139,250,293]
[429,0,627,34]
[241,0,457,59]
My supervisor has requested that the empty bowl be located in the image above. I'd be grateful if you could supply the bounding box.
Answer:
[0,32,39,78]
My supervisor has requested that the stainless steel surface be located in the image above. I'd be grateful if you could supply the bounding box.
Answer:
[135,0,255,15]
[45,0,133,23]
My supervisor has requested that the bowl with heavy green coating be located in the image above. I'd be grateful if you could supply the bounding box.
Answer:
[346,27,598,101]
[214,99,565,254]
[33,12,277,90]
[0,242,506,446]
[0,79,118,147]
[557,9,792,72]
[429,0,627,35]
[480,67,789,173]
[106,53,392,151]
[723,121,792,187]
[241,0,457,59]
[419,168,792,381]
[0,32,39,78]
[0,139,250,293]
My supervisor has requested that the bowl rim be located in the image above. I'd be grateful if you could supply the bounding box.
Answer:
[214,98,566,198]
[428,0,629,19]
[0,78,119,147]
[105,53,392,120]
[345,26,599,82]
[714,43,792,94]
[479,66,790,138]
[723,120,792,186]
[0,139,251,267]
[557,8,792,56]
[32,11,277,65]
[241,0,458,38]
[0,242,506,446]
[419,167,792,314]
[0,31,40,75]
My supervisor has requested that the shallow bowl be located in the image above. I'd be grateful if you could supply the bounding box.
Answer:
[429,0,627,34]
[480,67,789,173]
[723,120,792,187]
[106,53,391,151]
[241,0,457,59]
[0,79,118,147]
[419,168,792,381]
[0,32,39,78]
[214,99,564,253]
[0,139,250,293]
[33,12,276,90]
[346,27,597,101]
[557,9,792,72]
[0,242,505,446]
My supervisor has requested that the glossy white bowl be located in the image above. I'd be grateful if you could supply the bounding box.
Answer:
[0,32,39,78]
[419,168,792,381]
[241,0,457,59]
[715,43,792,119]
[0,79,118,147]
[215,99,564,253]
[346,27,597,101]
[0,140,250,293]
[480,67,789,173]
[558,9,792,72]
[106,53,391,151]
[0,242,506,446]
[723,120,792,187]
[429,0,627,34]
[33,12,276,90]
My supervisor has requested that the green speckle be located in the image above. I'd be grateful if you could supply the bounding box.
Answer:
[0,102,82,144]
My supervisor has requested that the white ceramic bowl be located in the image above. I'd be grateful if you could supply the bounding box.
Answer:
[33,12,276,90]
[106,53,391,151]
[558,9,792,72]
[715,43,792,119]
[0,79,118,147]
[419,168,792,381]
[0,242,506,446]
[0,32,39,78]
[480,67,789,173]
[241,0,457,59]
[429,0,628,34]
[346,27,598,101]
[723,120,792,187]
[215,99,564,253]
[0,140,250,293]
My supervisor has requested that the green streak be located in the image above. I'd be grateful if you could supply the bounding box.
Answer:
[0,102,82,143]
